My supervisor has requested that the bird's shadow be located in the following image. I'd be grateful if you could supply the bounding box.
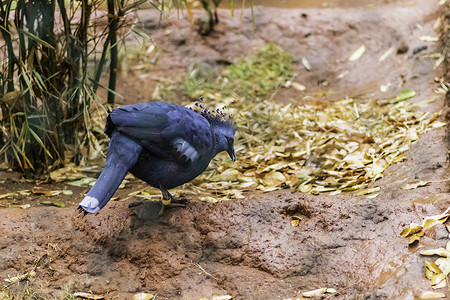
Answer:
[128,201,161,222]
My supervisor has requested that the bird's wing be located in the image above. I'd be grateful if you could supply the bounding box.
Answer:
[108,102,213,164]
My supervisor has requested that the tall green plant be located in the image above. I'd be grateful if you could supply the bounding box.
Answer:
[0,0,148,176]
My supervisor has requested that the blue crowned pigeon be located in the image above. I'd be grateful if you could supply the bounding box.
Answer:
[78,101,236,215]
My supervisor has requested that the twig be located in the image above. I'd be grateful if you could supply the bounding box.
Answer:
[191,261,221,281]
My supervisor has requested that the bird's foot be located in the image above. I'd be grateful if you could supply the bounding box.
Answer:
[77,206,88,216]
[158,198,190,216]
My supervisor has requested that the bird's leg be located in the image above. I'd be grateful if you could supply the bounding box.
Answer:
[159,186,190,216]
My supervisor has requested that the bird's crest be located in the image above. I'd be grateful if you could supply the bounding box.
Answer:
[189,99,235,128]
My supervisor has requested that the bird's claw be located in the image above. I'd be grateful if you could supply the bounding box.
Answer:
[158,198,190,216]
[77,206,88,216]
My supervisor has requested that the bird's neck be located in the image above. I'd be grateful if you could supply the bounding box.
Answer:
[209,123,216,152]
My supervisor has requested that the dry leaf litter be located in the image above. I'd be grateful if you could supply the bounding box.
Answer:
[40,43,446,204]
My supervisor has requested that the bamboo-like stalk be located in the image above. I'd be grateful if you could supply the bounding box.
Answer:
[107,0,117,105]
[0,0,153,175]
[0,2,15,93]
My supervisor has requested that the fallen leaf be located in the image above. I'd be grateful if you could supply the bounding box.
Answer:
[409,234,420,245]
[291,216,301,227]
[199,196,219,203]
[425,261,442,279]
[356,187,381,196]
[72,292,105,300]
[262,171,286,187]
[402,181,432,190]
[348,45,366,61]
[301,56,312,71]
[133,293,155,300]
[32,187,51,196]
[400,224,423,237]
[0,192,18,199]
[430,272,447,288]
[419,291,445,299]
[210,169,239,182]
[419,36,439,42]
[395,89,416,102]
[420,248,450,257]
[68,177,96,187]
[291,82,306,91]
[40,201,65,208]
[440,257,450,276]
[212,295,233,300]
[302,287,327,297]
[378,46,395,62]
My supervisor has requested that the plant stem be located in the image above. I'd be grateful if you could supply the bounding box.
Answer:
[107,0,117,105]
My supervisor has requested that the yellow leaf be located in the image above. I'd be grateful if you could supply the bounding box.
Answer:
[402,181,432,190]
[356,187,380,196]
[348,45,366,61]
[199,196,219,203]
[419,291,445,299]
[400,224,423,237]
[409,234,420,245]
[212,295,232,300]
[291,82,306,91]
[299,182,312,193]
[0,192,18,199]
[439,257,450,276]
[421,214,449,230]
[425,261,441,278]
[420,248,450,257]
[370,162,384,177]
[419,36,439,42]
[301,56,312,71]
[72,292,105,300]
[291,216,301,227]
[392,155,406,163]
[343,152,366,168]
[431,273,447,289]
[365,193,379,199]
[378,47,395,62]
[32,187,51,196]
[262,171,286,187]
[302,287,327,297]
[210,169,239,182]
[133,293,154,300]
[423,219,439,230]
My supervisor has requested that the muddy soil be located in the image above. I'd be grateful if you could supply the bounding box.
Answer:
[1,1,449,299]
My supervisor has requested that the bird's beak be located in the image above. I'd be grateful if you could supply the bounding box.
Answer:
[228,148,236,162]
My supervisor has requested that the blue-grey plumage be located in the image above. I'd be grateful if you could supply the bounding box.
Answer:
[78,101,236,215]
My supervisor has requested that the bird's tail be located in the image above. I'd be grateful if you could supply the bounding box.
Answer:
[78,132,142,214]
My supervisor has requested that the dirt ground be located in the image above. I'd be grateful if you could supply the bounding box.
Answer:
[1,1,449,299]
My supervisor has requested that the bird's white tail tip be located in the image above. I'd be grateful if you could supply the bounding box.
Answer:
[79,196,100,214]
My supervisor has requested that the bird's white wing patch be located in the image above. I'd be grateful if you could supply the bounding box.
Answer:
[173,138,199,162]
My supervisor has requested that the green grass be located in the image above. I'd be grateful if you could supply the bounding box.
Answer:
[154,43,294,103]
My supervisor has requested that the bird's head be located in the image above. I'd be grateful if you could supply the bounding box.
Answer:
[190,101,236,161]
[213,123,236,161]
